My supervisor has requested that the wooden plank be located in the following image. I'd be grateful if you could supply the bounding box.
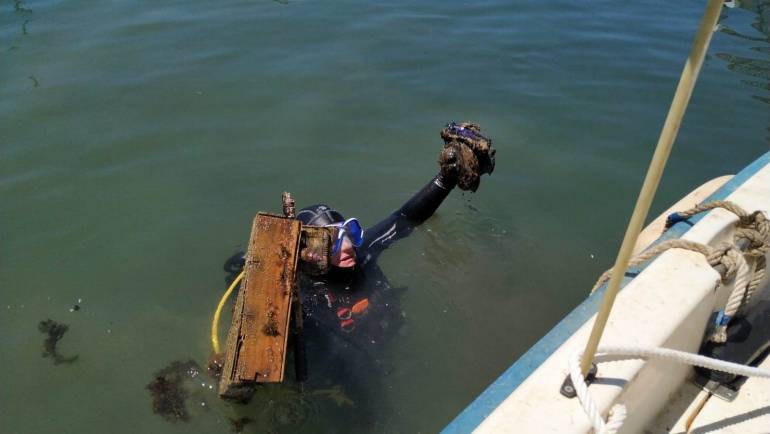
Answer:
[218,213,301,399]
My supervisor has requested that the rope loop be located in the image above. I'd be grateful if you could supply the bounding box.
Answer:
[751,210,769,235]
[716,243,744,282]
[735,228,769,257]
[570,346,770,434]
[590,200,768,345]
[590,240,735,294]
[671,199,748,223]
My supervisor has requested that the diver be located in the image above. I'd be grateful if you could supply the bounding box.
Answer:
[222,122,496,423]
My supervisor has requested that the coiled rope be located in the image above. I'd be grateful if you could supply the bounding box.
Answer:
[590,200,769,343]
[570,345,770,434]
[573,201,770,432]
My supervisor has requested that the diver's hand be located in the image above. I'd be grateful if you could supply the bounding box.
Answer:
[437,122,495,192]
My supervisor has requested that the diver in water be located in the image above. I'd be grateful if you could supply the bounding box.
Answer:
[223,122,495,425]
[294,173,457,331]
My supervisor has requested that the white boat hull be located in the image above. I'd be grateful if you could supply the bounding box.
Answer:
[444,152,770,433]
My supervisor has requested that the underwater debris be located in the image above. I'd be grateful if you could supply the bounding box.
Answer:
[207,352,224,378]
[27,75,39,88]
[309,385,355,407]
[146,360,201,423]
[38,319,78,365]
[223,251,246,285]
[270,398,310,426]
[14,0,32,14]
[229,417,253,433]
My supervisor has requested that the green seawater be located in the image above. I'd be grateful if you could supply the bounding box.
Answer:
[1,1,769,433]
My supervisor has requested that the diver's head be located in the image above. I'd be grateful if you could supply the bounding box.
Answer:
[297,205,363,269]
[297,204,344,226]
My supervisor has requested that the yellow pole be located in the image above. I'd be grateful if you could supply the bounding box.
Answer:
[579,0,724,376]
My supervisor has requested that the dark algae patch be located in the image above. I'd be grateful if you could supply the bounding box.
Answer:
[38,319,78,365]
[147,375,189,422]
[146,360,201,423]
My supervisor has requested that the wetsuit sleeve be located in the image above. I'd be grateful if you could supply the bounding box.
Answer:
[360,173,455,261]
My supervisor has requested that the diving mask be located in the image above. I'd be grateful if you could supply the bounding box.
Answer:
[330,218,364,254]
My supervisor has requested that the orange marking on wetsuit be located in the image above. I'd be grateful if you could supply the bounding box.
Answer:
[336,307,351,320]
[351,298,369,315]
[340,318,355,332]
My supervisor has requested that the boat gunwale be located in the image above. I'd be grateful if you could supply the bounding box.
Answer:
[442,150,770,434]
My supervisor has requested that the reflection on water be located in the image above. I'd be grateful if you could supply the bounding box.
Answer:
[6,0,31,54]
[720,1,770,109]
[27,74,39,87]
[14,0,32,14]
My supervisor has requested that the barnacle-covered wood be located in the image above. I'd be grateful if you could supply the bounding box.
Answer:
[298,225,333,276]
[218,213,301,399]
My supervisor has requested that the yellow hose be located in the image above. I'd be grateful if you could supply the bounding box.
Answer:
[211,270,244,354]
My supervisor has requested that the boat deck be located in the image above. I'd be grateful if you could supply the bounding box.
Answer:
[651,354,770,433]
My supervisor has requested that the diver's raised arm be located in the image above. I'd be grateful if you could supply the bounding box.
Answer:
[360,122,496,257]
[395,172,456,225]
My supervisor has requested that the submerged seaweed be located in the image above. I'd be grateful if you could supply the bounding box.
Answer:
[146,360,201,423]
[147,375,189,422]
[310,385,355,407]
[38,319,78,365]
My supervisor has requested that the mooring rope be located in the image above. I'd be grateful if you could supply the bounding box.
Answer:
[570,345,770,434]
[572,201,770,432]
[590,239,739,294]
[590,200,769,343]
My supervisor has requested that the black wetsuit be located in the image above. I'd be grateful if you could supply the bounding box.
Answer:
[299,174,455,340]
[224,173,455,428]
[225,173,455,346]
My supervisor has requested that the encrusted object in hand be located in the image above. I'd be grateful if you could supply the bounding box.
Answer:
[438,122,496,192]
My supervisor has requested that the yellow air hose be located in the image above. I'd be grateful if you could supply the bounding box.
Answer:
[211,270,244,354]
